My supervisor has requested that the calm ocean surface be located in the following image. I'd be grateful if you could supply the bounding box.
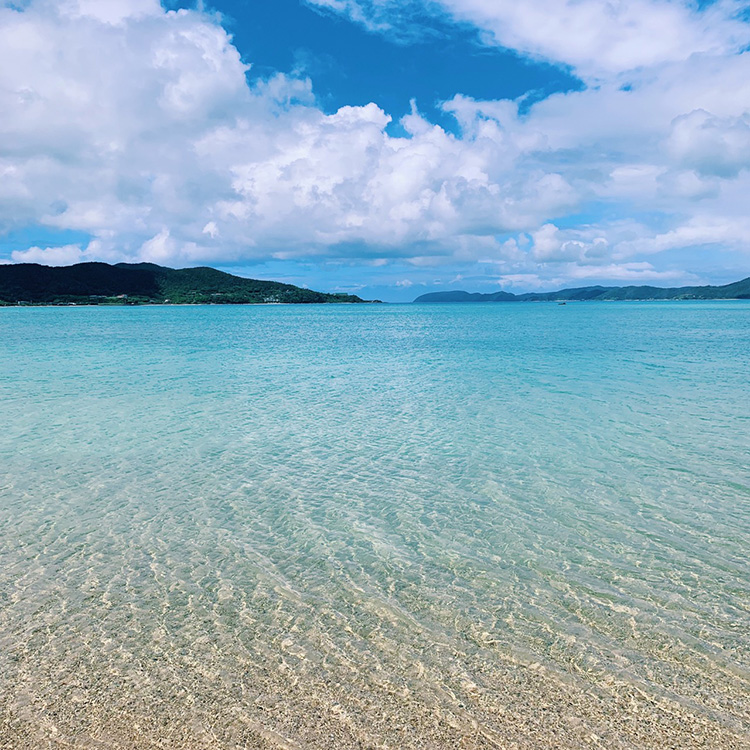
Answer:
[1,302,749,748]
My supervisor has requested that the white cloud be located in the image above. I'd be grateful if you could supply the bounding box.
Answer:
[657,170,720,202]
[305,0,750,79]
[615,215,750,257]
[0,1,582,264]
[202,221,219,239]
[497,273,558,290]
[56,0,162,24]
[139,228,177,262]
[11,243,86,265]
[0,0,749,288]
[433,0,749,79]
[667,109,750,178]
[565,262,694,283]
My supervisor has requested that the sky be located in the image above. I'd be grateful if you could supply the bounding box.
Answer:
[1,0,750,301]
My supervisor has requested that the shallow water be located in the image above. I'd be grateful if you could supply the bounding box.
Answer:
[1,302,749,748]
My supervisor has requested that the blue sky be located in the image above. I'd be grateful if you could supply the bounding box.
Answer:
[1,0,750,300]
[168,0,582,126]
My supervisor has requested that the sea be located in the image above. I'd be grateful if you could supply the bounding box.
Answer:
[1,301,749,749]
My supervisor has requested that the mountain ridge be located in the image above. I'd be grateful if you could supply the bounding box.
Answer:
[0,262,371,305]
[414,278,750,303]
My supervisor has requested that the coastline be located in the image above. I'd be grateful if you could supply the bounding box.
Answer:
[3,297,750,309]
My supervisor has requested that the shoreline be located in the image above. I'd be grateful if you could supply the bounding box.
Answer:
[3,297,750,308]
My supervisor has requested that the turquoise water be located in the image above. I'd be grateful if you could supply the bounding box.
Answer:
[1,302,749,748]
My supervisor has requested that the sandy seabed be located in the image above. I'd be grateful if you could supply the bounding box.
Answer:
[3,641,749,750]
[2,304,750,749]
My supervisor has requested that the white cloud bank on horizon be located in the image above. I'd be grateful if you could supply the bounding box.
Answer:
[1,0,750,287]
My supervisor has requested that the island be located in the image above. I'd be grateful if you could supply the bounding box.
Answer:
[414,278,750,303]
[0,262,374,305]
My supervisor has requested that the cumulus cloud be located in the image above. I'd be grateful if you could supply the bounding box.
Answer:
[11,244,87,265]
[437,0,749,79]
[0,0,580,265]
[615,215,750,257]
[1,0,749,288]
[668,109,750,178]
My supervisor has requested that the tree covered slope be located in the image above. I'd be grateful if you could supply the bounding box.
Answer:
[0,262,368,305]
[414,278,750,303]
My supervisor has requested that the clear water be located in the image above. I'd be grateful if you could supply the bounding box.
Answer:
[1,302,749,749]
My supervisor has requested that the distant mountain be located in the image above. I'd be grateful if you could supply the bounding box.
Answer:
[412,290,518,303]
[414,278,750,303]
[0,262,370,305]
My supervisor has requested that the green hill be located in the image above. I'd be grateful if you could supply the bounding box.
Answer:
[414,278,750,303]
[0,262,369,305]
